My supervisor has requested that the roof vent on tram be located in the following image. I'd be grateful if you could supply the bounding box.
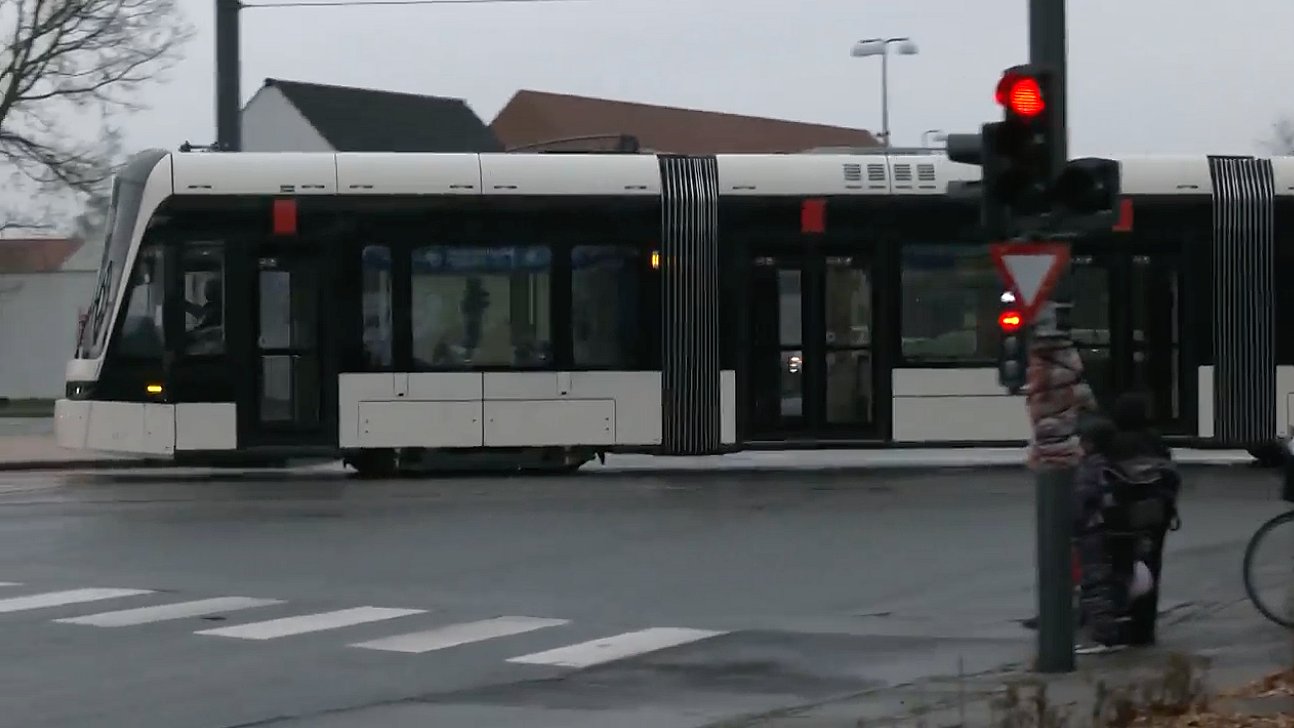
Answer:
[842,163,862,182]
[867,164,886,182]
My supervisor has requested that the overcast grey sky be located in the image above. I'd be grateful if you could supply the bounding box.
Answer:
[87,0,1294,158]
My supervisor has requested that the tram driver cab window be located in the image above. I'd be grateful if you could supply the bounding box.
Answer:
[115,245,164,359]
[183,243,225,355]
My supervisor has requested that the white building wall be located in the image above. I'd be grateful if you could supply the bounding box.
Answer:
[240,86,335,152]
[0,271,98,398]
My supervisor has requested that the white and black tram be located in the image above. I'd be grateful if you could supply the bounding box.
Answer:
[55,148,1294,471]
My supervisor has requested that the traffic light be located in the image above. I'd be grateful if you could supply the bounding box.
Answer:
[984,65,1058,220]
[998,292,1028,394]
[946,64,1058,237]
[1050,157,1120,221]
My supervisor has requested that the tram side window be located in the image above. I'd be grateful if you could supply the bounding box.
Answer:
[899,244,998,363]
[362,245,394,369]
[115,244,164,359]
[572,245,641,368]
[183,242,225,355]
[410,245,552,369]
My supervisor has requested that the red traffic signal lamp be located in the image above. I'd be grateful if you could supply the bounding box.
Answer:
[998,300,1028,394]
[997,71,1046,119]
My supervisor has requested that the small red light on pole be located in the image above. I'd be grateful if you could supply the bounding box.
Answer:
[999,310,1024,332]
[996,74,1045,118]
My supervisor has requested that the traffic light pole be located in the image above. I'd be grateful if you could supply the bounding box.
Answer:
[215,0,242,152]
[1029,0,1078,673]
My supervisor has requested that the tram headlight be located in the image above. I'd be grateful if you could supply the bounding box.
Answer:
[145,383,164,395]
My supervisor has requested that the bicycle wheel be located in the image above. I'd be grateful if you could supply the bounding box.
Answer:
[1243,509,1294,630]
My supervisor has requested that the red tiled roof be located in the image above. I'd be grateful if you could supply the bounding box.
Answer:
[490,90,880,154]
[0,238,85,273]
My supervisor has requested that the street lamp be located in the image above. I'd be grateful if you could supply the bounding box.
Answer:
[850,37,919,148]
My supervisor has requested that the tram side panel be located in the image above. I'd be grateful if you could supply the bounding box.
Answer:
[334,153,737,457]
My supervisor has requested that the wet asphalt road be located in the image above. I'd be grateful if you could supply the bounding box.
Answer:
[0,464,1284,728]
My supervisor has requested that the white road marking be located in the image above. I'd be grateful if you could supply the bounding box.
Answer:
[506,627,727,668]
[195,606,424,640]
[0,588,153,614]
[0,582,21,587]
[351,616,570,654]
[55,597,283,627]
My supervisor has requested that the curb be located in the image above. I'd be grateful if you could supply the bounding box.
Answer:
[0,459,177,473]
[0,459,1261,476]
[583,460,1260,479]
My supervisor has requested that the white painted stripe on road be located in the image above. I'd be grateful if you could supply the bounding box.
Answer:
[351,616,570,654]
[506,627,727,668]
[0,582,21,587]
[195,606,424,640]
[54,597,283,627]
[0,588,153,614]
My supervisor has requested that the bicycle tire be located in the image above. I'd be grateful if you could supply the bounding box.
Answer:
[1243,508,1294,630]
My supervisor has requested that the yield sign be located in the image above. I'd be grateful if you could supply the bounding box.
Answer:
[988,242,1071,324]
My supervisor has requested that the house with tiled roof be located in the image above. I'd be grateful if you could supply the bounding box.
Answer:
[490,90,881,154]
[240,78,503,153]
[0,238,85,274]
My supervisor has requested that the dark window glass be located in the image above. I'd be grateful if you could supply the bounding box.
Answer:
[361,245,394,369]
[114,243,164,359]
[79,151,167,358]
[900,244,998,363]
[183,241,225,356]
[410,245,552,369]
[571,245,640,368]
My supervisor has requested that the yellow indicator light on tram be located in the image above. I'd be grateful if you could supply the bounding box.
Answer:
[650,251,660,270]
[145,383,164,395]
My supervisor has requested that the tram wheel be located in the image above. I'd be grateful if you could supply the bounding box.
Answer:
[1247,442,1287,469]
[345,451,398,479]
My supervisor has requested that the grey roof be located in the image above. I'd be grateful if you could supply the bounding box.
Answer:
[263,78,503,153]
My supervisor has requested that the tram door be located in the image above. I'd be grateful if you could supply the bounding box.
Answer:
[237,243,337,448]
[1070,252,1188,434]
[747,252,878,439]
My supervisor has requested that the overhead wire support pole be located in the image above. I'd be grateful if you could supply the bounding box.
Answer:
[1028,0,1079,674]
[215,0,242,152]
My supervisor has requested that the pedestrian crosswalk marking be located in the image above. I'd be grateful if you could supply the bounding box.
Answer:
[0,579,734,666]
[195,606,425,640]
[55,597,283,627]
[0,588,153,614]
[506,627,727,668]
[351,616,569,654]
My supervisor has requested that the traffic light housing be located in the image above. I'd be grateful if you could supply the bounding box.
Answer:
[946,64,1058,237]
[985,65,1058,220]
[998,293,1028,394]
[1050,157,1120,221]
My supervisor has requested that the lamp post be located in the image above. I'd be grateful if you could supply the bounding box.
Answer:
[850,37,919,148]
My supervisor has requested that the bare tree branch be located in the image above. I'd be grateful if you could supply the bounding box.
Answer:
[0,0,193,226]
[1260,117,1294,156]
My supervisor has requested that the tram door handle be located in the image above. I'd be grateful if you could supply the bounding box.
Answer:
[557,372,572,397]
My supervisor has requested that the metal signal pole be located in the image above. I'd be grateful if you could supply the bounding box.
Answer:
[1028,0,1080,673]
[215,0,242,151]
